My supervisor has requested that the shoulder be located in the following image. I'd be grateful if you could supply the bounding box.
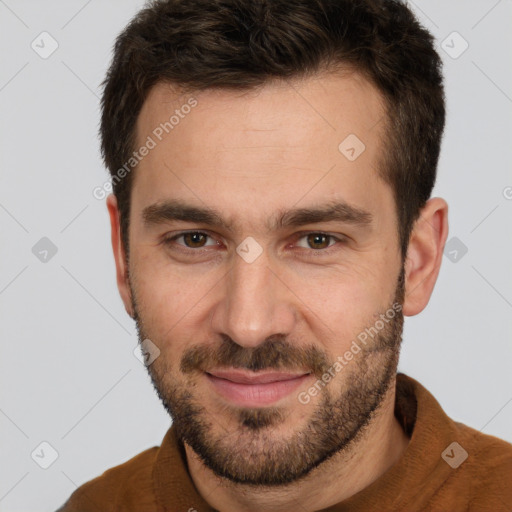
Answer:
[448,421,512,503]
[396,374,512,507]
[457,421,512,472]
[56,446,159,511]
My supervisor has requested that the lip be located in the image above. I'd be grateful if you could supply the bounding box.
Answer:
[206,369,312,407]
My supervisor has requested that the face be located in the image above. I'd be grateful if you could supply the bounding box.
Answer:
[125,72,405,485]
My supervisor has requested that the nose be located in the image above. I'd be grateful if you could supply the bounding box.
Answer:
[210,247,296,349]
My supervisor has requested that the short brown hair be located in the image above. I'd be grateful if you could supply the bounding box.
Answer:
[100,0,445,259]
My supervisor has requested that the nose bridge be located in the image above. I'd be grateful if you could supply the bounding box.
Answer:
[212,249,295,348]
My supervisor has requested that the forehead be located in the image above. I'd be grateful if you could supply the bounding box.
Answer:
[137,71,384,142]
[131,72,392,233]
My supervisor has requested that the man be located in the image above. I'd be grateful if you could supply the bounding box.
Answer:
[58,0,512,510]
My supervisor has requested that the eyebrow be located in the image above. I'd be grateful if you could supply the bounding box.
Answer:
[142,199,373,232]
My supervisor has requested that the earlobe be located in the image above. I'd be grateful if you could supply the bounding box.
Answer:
[106,194,134,318]
[402,197,449,317]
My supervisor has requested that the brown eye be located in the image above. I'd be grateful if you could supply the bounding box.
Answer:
[306,233,331,250]
[293,232,346,256]
[182,232,208,248]
[163,231,218,250]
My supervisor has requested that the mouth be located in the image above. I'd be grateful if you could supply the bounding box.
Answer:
[205,369,312,407]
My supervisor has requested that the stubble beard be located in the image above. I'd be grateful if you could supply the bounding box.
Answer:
[131,268,405,486]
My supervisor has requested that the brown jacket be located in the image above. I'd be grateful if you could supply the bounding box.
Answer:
[57,373,512,511]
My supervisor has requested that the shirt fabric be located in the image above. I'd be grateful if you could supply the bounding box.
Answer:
[57,373,512,511]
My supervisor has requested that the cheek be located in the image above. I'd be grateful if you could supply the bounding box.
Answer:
[131,253,220,345]
[293,268,388,350]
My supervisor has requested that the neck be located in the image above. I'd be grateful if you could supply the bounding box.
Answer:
[186,378,410,512]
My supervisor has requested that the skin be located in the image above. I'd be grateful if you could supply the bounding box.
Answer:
[107,71,448,511]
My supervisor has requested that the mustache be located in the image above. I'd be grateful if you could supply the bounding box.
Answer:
[180,334,332,379]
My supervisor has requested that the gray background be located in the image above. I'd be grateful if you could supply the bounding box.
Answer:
[0,1,511,510]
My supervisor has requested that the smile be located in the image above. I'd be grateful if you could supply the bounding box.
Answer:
[205,369,312,407]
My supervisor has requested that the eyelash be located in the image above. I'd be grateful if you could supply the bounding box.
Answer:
[161,230,347,258]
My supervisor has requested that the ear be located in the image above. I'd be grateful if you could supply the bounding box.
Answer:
[402,197,449,316]
[106,194,134,318]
